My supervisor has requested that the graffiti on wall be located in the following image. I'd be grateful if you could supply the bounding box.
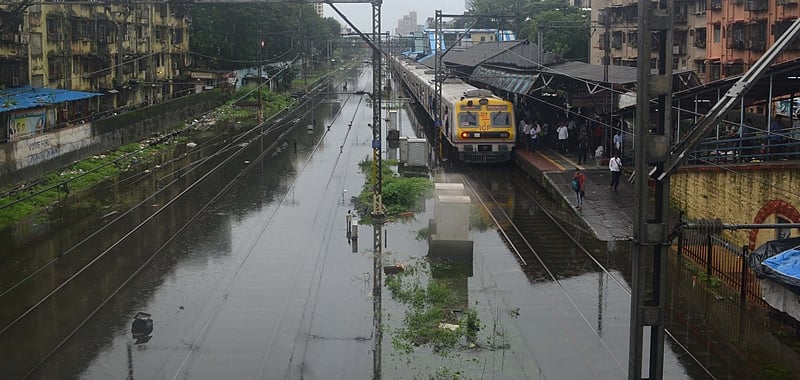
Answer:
[7,109,48,142]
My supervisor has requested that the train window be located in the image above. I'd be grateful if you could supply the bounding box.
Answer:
[458,112,478,127]
[491,112,510,127]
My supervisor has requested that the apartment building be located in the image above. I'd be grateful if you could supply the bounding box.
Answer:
[589,0,800,83]
[0,2,191,110]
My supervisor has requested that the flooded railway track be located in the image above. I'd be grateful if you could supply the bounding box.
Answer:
[0,75,352,379]
[456,165,722,379]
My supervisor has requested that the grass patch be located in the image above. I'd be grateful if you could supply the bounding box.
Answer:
[0,140,175,229]
[0,87,299,231]
[386,261,481,356]
[355,159,432,222]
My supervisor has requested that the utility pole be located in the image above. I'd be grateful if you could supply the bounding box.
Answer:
[369,3,384,379]
[629,0,673,377]
[258,29,264,122]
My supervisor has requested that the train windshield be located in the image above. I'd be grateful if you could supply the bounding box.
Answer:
[458,112,478,127]
[491,112,510,127]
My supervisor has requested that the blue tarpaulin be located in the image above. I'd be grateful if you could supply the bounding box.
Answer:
[0,86,103,113]
[763,248,800,289]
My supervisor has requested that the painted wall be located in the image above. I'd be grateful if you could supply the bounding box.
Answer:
[671,164,800,250]
[0,90,227,186]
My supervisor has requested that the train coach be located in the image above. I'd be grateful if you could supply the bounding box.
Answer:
[391,56,516,164]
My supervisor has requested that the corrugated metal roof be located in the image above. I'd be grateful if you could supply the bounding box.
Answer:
[482,41,562,70]
[471,66,538,95]
[442,41,524,68]
[1,86,103,113]
[543,61,639,84]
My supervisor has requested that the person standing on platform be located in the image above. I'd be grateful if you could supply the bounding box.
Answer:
[571,168,586,209]
[520,119,530,150]
[609,152,623,191]
[577,130,589,165]
[530,120,541,153]
[557,123,569,153]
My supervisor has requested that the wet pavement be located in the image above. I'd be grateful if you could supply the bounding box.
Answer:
[514,148,636,242]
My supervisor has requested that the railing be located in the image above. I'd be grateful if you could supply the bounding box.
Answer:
[677,229,766,305]
[688,127,800,164]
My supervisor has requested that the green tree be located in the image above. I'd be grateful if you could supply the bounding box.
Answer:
[522,0,590,61]
[463,0,590,61]
[189,4,341,70]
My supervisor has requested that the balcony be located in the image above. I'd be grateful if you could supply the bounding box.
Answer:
[729,40,746,50]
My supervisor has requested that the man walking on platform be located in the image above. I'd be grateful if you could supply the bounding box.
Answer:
[609,152,623,191]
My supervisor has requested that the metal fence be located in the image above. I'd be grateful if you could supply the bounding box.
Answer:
[676,229,766,306]
[690,127,800,164]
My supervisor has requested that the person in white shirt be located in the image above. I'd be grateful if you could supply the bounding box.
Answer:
[613,131,622,155]
[530,121,542,153]
[608,152,623,191]
[520,119,530,150]
[557,123,569,153]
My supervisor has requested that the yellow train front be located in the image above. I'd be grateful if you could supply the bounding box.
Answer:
[442,89,516,164]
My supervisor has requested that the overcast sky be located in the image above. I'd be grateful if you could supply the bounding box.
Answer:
[325,2,466,35]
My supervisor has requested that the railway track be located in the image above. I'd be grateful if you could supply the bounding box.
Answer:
[0,73,355,379]
[456,164,723,379]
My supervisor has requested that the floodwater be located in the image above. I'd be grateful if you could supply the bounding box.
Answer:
[0,64,798,380]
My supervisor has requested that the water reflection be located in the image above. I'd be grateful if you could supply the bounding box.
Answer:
[1,69,355,379]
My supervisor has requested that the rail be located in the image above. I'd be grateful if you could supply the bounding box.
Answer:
[689,126,800,164]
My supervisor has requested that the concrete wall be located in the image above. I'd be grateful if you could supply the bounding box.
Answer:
[0,90,227,187]
[671,163,800,250]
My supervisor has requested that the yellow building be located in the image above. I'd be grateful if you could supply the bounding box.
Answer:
[0,2,191,112]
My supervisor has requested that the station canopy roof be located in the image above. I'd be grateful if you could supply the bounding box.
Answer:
[471,66,538,95]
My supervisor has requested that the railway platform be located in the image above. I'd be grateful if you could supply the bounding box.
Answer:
[513,147,634,241]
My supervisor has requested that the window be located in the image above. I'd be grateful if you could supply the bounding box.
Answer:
[726,63,745,76]
[776,216,794,239]
[628,31,638,47]
[709,63,721,81]
[713,24,721,42]
[694,60,707,75]
[695,0,706,13]
[695,27,707,47]
[459,112,478,127]
[491,112,510,127]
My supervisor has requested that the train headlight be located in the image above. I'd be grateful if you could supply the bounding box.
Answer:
[460,132,470,139]
[501,132,509,138]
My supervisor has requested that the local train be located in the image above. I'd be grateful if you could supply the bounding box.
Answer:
[390,55,516,163]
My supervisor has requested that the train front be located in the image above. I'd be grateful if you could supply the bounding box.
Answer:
[449,91,516,163]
